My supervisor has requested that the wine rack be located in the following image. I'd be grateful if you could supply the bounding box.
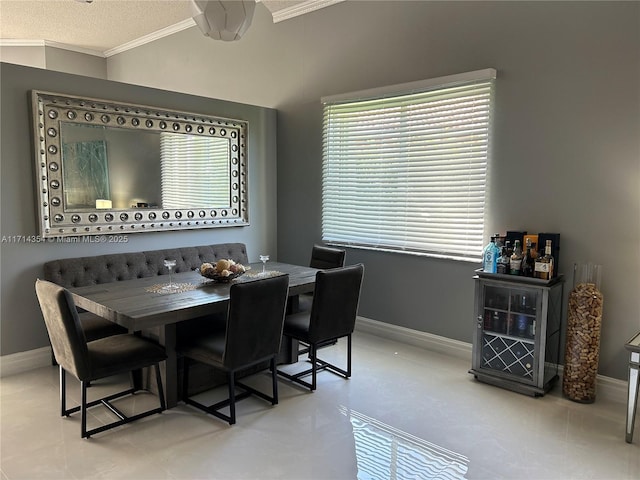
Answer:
[470,272,564,396]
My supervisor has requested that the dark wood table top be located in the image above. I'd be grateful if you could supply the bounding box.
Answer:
[69,262,318,331]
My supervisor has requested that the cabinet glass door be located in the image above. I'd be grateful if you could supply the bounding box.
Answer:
[480,284,539,382]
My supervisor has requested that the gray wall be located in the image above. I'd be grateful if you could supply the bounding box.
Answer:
[3,1,639,381]
[44,46,107,79]
[0,44,107,78]
[107,1,640,381]
[0,62,278,356]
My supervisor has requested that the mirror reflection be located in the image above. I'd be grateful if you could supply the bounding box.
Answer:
[32,90,248,238]
[60,123,231,211]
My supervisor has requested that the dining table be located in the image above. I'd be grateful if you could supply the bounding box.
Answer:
[68,262,319,408]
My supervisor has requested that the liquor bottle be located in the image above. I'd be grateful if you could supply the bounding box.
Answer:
[510,240,523,275]
[482,235,500,273]
[505,240,513,258]
[496,246,510,274]
[534,240,555,280]
[521,238,535,277]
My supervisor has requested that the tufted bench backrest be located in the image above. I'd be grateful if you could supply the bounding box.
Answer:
[44,243,249,289]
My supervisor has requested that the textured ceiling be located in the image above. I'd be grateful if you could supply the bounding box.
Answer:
[0,0,338,55]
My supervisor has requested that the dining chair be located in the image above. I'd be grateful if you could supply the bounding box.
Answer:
[309,244,347,270]
[296,244,347,313]
[35,279,167,439]
[277,263,364,391]
[177,274,290,425]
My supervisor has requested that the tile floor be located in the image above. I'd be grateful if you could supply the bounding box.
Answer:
[1,331,638,479]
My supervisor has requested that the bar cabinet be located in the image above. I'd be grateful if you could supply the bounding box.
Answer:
[469,272,564,396]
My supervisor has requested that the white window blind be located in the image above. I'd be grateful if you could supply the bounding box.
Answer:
[322,69,496,261]
[160,133,230,208]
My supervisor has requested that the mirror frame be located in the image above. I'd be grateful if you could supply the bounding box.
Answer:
[31,90,249,238]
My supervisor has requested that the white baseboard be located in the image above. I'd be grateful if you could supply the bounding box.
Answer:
[0,347,52,377]
[1,320,630,405]
[355,316,473,362]
[355,316,629,405]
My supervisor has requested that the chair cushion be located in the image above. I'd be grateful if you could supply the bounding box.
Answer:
[79,312,127,342]
[87,334,167,381]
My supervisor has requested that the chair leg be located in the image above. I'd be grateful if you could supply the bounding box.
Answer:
[228,372,236,425]
[310,344,317,391]
[270,357,279,405]
[155,364,166,410]
[81,380,88,438]
[346,334,352,377]
[277,336,352,391]
[58,364,165,439]
[60,366,67,417]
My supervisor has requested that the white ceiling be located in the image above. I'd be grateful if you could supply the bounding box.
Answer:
[0,0,343,56]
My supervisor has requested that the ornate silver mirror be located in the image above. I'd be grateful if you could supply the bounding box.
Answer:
[31,90,249,238]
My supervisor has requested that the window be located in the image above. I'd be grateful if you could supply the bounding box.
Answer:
[321,69,496,261]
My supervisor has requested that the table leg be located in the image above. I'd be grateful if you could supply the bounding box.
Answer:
[281,295,301,364]
[626,351,639,443]
[139,325,178,408]
[161,324,178,408]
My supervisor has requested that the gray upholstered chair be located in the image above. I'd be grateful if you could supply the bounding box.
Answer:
[35,279,167,438]
[277,264,364,391]
[177,274,290,425]
[296,244,346,313]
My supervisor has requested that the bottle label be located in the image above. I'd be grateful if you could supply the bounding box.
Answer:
[535,262,550,273]
[510,258,521,272]
[484,251,496,273]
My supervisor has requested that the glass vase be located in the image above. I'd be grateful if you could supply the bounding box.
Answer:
[562,264,604,403]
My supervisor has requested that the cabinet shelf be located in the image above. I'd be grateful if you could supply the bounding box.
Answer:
[483,307,536,319]
[470,275,564,396]
[483,331,535,344]
[475,269,564,286]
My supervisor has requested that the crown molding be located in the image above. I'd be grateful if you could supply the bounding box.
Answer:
[0,18,196,59]
[0,39,104,57]
[104,18,196,57]
[0,39,44,47]
[1,1,344,59]
[270,0,344,24]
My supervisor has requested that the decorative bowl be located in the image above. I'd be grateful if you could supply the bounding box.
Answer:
[200,270,244,283]
[198,260,248,283]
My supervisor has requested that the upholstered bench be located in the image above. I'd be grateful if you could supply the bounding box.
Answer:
[43,243,249,353]
[44,243,248,289]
